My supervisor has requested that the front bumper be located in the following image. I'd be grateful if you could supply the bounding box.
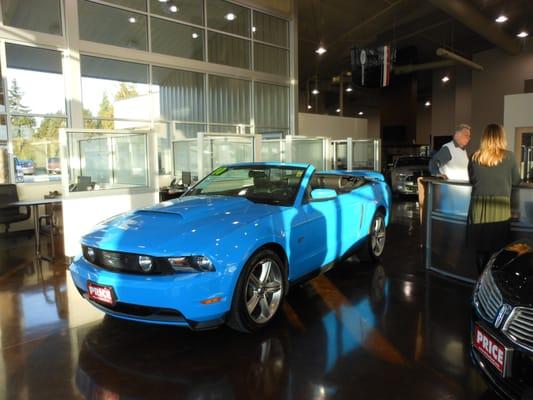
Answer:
[471,313,533,399]
[70,255,234,329]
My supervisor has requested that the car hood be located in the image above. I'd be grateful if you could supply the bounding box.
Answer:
[492,241,533,306]
[82,196,280,256]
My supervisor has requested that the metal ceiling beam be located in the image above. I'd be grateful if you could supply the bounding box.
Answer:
[392,60,454,74]
[427,0,522,55]
[436,48,484,71]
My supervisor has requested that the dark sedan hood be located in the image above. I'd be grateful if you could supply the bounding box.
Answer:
[492,241,533,306]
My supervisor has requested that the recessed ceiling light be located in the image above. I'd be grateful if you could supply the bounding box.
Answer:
[158,0,168,2]
[425,101,431,107]
[517,31,529,38]
[225,12,236,21]
[192,33,199,39]
[345,86,353,93]
[128,16,137,23]
[169,5,178,12]
[315,46,327,55]
[358,111,364,116]
[495,15,508,23]
[312,88,319,95]
[307,104,312,110]
[442,75,450,83]
[336,108,341,113]
[252,26,256,33]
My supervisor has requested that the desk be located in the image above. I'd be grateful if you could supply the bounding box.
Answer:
[159,187,188,202]
[423,179,533,284]
[8,198,62,261]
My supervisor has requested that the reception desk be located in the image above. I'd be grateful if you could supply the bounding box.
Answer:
[424,179,533,284]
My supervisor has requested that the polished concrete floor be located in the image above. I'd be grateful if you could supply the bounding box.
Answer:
[0,199,498,400]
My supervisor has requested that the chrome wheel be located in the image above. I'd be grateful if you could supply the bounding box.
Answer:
[370,214,386,257]
[245,258,283,324]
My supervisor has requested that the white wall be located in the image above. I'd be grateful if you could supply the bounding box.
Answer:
[298,113,368,140]
[504,93,533,152]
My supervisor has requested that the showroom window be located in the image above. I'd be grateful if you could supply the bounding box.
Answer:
[207,0,250,37]
[253,11,289,76]
[80,55,150,129]
[78,0,148,51]
[1,0,63,36]
[152,66,206,174]
[149,0,203,25]
[5,44,67,183]
[208,31,250,69]
[150,17,204,60]
[254,82,289,134]
[208,75,250,127]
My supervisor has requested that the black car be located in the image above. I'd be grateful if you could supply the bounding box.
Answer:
[471,240,533,399]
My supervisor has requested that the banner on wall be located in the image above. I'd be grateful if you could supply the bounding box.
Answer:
[351,46,396,88]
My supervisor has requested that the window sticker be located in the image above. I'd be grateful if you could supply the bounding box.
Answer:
[212,166,228,176]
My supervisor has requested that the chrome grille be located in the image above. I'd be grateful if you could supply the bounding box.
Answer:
[475,270,503,323]
[504,307,533,352]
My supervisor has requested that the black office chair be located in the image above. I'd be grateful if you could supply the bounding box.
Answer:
[0,184,31,234]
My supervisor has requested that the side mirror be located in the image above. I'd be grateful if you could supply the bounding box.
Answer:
[310,188,337,201]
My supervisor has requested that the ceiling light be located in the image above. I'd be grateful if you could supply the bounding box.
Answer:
[169,5,178,12]
[307,104,312,110]
[425,101,431,107]
[312,88,319,95]
[345,86,353,93]
[128,16,137,23]
[441,75,450,83]
[315,46,327,55]
[358,111,364,116]
[336,108,341,113]
[158,0,168,2]
[495,15,508,23]
[517,31,529,38]
[225,12,236,21]
[252,26,256,33]
[192,33,199,39]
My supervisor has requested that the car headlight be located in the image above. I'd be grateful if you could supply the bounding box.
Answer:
[138,255,153,272]
[86,247,96,263]
[168,256,215,273]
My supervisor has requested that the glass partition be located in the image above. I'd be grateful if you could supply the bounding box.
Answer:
[65,130,149,192]
[290,137,326,170]
[173,133,255,180]
[261,139,283,162]
[352,139,381,171]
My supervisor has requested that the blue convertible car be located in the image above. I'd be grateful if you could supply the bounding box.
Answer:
[70,163,391,332]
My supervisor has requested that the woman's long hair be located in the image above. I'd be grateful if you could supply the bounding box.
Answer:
[472,124,507,167]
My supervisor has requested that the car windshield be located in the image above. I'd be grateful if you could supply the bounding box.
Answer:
[395,157,430,167]
[186,165,306,206]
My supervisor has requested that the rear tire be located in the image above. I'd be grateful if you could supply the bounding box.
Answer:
[228,250,286,333]
[358,211,386,262]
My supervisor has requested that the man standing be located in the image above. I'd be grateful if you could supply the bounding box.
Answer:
[429,124,472,181]
[417,124,471,228]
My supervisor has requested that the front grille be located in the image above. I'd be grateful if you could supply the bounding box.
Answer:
[82,246,174,275]
[504,307,533,352]
[475,270,503,323]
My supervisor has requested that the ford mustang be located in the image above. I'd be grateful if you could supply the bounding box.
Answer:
[70,163,391,332]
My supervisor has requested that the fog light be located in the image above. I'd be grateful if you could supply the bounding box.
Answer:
[138,256,153,272]
[86,247,96,262]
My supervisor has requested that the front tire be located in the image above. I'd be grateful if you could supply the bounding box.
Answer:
[228,250,285,333]
[358,211,386,261]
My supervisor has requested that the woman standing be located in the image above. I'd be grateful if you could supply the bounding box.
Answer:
[468,124,520,273]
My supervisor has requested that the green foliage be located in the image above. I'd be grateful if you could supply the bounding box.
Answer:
[114,83,139,101]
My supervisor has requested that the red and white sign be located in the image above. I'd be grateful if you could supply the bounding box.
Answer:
[474,324,508,375]
[87,282,115,306]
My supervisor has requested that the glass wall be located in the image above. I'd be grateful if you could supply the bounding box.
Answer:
[0,0,294,184]
[5,44,66,183]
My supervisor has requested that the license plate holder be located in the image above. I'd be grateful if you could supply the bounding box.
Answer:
[474,324,512,377]
[87,281,116,306]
